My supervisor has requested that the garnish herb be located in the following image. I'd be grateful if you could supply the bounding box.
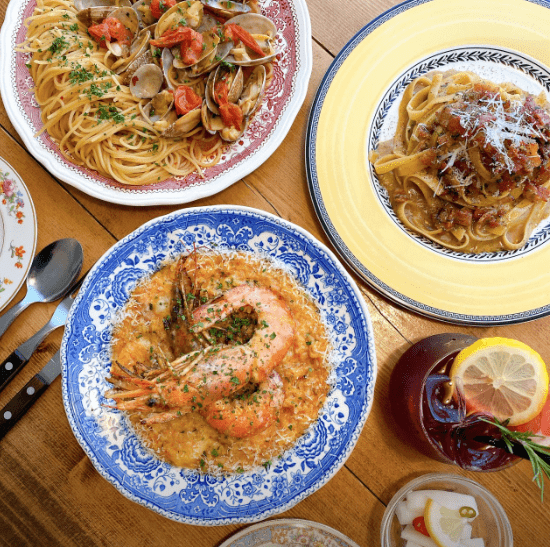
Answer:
[481,417,550,501]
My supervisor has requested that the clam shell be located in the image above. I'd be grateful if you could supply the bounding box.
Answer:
[200,0,251,18]
[220,119,248,142]
[74,0,130,12]
[132,0,156,27]
[155,1,203,38]
[238,64,265,116]
[223,13,277,66]
[109,6,140,36]
[201,101,224,134]
[113,28,151,77]
[205,64,243,115]
[162,108,202,137]
[129,63,164,98]
[142,90,175,123]
[77,6,114,26]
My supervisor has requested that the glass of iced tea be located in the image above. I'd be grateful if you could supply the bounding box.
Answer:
[389,333,518,471]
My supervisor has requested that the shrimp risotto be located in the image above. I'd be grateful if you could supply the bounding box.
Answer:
[106,249,333,473]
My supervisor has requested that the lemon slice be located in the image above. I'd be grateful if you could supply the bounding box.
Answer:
[424,498,464,547]
[450,337,548,426]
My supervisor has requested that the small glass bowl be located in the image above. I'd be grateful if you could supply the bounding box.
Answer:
[380,473,513,547]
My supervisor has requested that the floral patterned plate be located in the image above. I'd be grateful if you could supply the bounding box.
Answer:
[219,518,361,547]
[61,206,376,525]
[0,0,311,206]
[0,157,37,313]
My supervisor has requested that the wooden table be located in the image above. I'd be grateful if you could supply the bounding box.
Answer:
[1,0,548,545]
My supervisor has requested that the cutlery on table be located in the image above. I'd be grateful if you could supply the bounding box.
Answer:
[0,239,83,339]
[0,274,85,392]
[0,350,61,440]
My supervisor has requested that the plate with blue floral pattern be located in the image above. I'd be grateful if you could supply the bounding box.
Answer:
[61,205,376,525]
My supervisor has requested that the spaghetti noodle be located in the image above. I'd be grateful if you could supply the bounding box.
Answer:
[371,71,550,253]
[18,0,274,186]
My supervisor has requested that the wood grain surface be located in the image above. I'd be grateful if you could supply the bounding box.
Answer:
[1,0,548,545]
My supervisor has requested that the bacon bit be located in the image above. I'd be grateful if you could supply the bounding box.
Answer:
[437,133,450,147]
[435,203,473,230]
[420,148,437,166]
[393,192,409,203]
[447,114,466,136]
[173,85,202,116]
[498,174,517,193]
[473,207,505,228]
[535,164,550,186]
[224,23,265,57]
[524,181,550,202]
[150,0,176,20]
[416,123,430,139]
[132,75,139,86]
[455,207,473,226]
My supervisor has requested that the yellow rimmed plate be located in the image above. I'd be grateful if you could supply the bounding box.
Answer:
[306,0,550,326]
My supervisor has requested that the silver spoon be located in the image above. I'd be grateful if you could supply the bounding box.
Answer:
[0,239,84,339]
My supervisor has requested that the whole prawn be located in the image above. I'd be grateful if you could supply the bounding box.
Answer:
[107,272,295,437]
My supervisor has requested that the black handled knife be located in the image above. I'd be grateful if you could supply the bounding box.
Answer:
[0,275,83,392]
[0,350,61,440]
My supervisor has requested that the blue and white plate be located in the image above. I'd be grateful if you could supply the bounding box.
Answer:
[61,206,376,525]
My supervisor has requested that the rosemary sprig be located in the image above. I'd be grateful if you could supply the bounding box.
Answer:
[481,417,550,502]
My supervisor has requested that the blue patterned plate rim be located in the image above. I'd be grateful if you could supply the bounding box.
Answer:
[60,205,377,525]
[305,0,550,327]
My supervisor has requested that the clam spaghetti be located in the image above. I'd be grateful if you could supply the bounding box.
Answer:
[371,71,550,253]
[18,0,276,186]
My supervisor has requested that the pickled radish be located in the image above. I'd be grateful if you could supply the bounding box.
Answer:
[402,524,439,547]
[406,490,478,514]
[396,499,424,525]
[398,490,484,547]
[460,523,472,540]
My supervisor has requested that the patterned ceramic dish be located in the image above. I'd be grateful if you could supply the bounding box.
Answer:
[220,518,361,547]
[61,206,376,525]
[307,0,550,325]
[0,157,37,313]
[0,0,311,206]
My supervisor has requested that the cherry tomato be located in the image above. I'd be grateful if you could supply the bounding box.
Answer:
[224,24,265,57]
[219,103,243,131]
[88,17,133,47]
[214,80,229,106]
[413,516,430,537]
[150,0,176,20]
[172,85,202,117]
[150,27,203,65]
[103,17,133,45]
